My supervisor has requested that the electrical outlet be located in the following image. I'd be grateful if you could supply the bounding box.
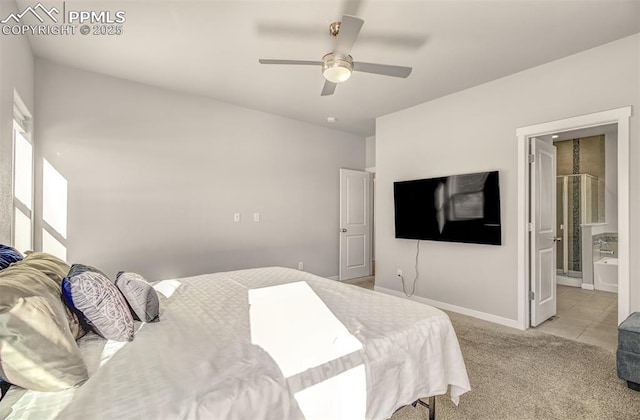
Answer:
[298,262,304,270]
[397,269,402,277]
[233,213,240,222]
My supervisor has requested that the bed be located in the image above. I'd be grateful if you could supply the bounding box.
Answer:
[0,266,470,419]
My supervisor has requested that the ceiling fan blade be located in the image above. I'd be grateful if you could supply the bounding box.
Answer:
[258,59,322,66]
[321,81,337,96]
[353,62,412,78]
[334,15,364,56]
[358,33,427,50]
[341,0,364,17]
[256,22,426,51]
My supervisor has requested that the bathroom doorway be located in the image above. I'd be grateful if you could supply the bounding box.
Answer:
[534,124,619,349]
[550,127,617,291]
[516,106,631,334]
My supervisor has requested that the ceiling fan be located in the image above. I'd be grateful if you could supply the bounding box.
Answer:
[258,15,412,96]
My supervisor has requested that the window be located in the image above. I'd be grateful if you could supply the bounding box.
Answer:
[11,95,69,260]
[13,206,31,255]
[42,229,67,261]
[12,119,33,253]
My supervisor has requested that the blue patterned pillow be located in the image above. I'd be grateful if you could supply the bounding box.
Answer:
[62,266,134,342]
[67,263,109,280]
[0,245,23,270]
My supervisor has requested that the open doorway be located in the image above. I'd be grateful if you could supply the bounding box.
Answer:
[515,107,631,334]
[533,124,619,349]
[548,126,617,290]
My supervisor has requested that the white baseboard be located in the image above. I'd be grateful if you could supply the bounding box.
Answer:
[557,276,582,288]
[326,275,339,281]
[581,283,595,290]
[593,284,618,293]
[374,285,522,330]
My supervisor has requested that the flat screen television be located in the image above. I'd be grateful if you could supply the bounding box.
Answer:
[394,171,501,245]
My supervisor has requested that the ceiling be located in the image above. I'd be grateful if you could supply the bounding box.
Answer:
[537,123,618,144]
[20,0,640,136]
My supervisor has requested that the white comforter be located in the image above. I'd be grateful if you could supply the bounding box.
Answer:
[1,267,470,419]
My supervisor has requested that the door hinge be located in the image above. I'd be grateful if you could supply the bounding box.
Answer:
[528,222,534,232]
[528,291,535,300]
[528,154,535,163]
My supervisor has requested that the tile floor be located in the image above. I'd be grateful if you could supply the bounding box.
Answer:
[532,284,618,351]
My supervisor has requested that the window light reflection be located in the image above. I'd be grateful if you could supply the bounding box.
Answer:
[248,281,366,420]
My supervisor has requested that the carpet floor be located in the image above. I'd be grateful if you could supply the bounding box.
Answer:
[388,311,640,420]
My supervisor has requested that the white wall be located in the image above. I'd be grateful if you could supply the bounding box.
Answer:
[35,60,365,280]
[589,126,618,238]
[376,35,639,322]
[605,128,618,232]
[365,136,376,258]
[0,0,34,245]
[365,136,376,168]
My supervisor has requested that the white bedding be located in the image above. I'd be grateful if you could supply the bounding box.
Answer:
[1,267,470,419]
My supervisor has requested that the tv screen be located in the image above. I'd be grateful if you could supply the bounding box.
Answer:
[394,171,501,245]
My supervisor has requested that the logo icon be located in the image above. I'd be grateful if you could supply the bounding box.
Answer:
[1,2,59,24]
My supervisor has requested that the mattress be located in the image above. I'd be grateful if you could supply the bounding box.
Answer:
[0,267,470,419]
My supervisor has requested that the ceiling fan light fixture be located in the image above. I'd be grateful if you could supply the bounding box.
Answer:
[322,53,353,83]
[324,66,352,83]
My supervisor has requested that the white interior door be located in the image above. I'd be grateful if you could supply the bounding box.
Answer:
[530,138,558,326]
[339,169,371,280]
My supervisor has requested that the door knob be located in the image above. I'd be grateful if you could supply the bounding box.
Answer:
[341,228,347,233]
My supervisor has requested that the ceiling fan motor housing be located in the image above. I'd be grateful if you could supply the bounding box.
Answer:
[329,21,341,37]
[322,53,353,83]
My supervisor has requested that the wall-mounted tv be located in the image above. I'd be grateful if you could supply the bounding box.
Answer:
[394,171,501,245]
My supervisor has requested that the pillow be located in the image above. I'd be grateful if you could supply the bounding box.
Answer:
[115,272,160,322]
[0,380,9,400]
[63,304,88,340]
[0,245,23,270]
[13,251,70,284]
[63,264,111,337]
[8,252,85,339]
[67,263,109,280]
[62,266,134,342]
[0,265,88,391]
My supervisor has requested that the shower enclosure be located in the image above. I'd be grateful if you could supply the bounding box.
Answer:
[556,174,604,277]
